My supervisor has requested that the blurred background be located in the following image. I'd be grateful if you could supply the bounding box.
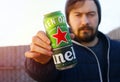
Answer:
[0,0,120,82]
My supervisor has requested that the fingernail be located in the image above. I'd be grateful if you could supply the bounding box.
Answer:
[47,40,51,44]
[48,46,52,50]
[49,51,53,56]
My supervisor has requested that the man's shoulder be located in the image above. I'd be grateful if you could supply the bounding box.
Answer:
[110,39,120,47]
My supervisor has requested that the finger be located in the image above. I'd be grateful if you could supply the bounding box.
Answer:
[36,31,50,44]
[70,33,75,39]
[30,43,53,56]
[25,51,52,64]
[33,54,52,64]
[25,51,40,58]
[32,36,52,50]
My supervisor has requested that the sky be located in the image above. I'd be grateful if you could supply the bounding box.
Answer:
[0,0,120,46]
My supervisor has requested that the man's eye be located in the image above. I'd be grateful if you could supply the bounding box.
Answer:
[88,13,96,17]
[75,14,81,17]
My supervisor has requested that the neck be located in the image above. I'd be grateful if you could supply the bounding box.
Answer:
[81,36,99,47]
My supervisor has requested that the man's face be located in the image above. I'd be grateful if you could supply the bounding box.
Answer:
[69,0,99,43]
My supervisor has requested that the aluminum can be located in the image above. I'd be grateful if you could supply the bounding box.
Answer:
[43,11,77,70]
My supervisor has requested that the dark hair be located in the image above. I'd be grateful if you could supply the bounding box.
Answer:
[65,0,101,25]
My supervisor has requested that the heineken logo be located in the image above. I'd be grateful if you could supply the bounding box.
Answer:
[52,46,76,64]
[44,16,65,29]
[53,27,67,45]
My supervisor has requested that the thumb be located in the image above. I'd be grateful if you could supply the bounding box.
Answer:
[70,33,75,39]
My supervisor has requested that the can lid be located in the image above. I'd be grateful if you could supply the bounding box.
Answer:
[44,11,62,17]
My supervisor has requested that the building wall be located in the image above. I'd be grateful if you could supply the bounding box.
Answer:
[0,45,37,82]
[107,27,120,41]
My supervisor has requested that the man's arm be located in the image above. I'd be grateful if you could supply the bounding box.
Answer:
[25,58,59,82]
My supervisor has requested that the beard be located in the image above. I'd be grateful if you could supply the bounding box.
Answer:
[74,25,98,43]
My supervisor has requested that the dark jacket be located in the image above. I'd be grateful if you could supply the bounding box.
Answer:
[25,32,120,82]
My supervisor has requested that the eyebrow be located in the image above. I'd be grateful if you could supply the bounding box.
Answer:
[73,11,96,14]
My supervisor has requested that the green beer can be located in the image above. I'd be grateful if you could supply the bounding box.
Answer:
[43,11,77,70]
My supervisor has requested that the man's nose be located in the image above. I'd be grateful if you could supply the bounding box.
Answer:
[81,15,89,26]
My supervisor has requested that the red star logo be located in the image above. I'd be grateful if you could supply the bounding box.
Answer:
[53,27,67,45]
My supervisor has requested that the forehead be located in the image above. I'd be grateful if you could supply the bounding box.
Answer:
[71,0,97,13]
